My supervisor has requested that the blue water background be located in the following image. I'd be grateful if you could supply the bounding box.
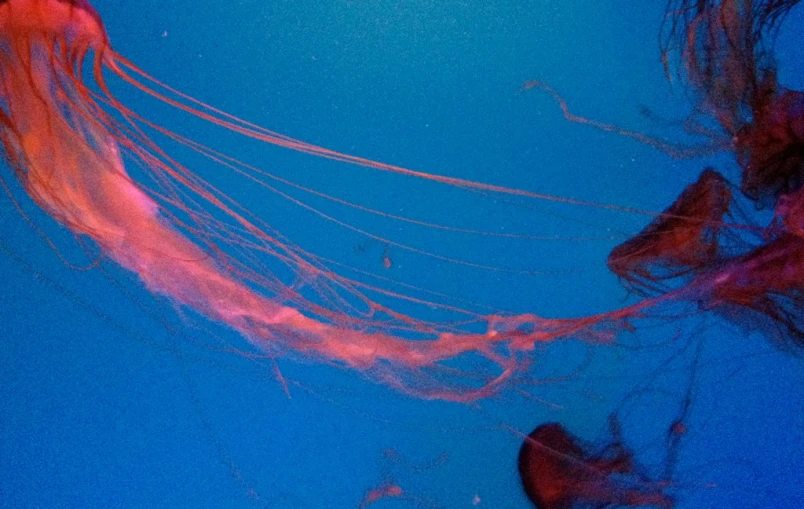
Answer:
[1,1,803,508]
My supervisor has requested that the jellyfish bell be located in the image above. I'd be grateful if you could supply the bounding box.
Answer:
[516,320,711,509]
[518,422,674,509]
[700,232,804,344]
[604,163,804,344]
[735,83,804,207]
[0,0,111,218]
[607,168,732,295]
[0,0,107,47]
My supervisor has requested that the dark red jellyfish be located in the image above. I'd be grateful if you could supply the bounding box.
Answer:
[606,164,804,344]
[516,338,705,509]
[694,231,804,344]
[525,0,804,344]
[518,422,674,509]
[662,0,804,206]
[735,76,804,206]
[645,0,804,343]
[607,168,733,295]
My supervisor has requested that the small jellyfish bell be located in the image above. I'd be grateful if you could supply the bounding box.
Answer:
[735,74,804,208]
[518,422,674,509]
[700,232,804,345]
[607,169,732,295]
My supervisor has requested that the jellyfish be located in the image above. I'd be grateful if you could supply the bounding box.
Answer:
[697,231,804,343]
[606,164,804,343]
[646,0,804,342]
[518,422,674,509]
[607,168,732,295]
[735,74,804,207]
[4,0,670,401]
[661,0,771,132]
[515,337,707,509]
[662,0,804,206]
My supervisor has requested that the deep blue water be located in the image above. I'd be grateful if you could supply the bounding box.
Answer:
[1,1,803,508]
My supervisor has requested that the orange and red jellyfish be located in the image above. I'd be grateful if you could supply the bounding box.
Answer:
[0,0,642,402]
